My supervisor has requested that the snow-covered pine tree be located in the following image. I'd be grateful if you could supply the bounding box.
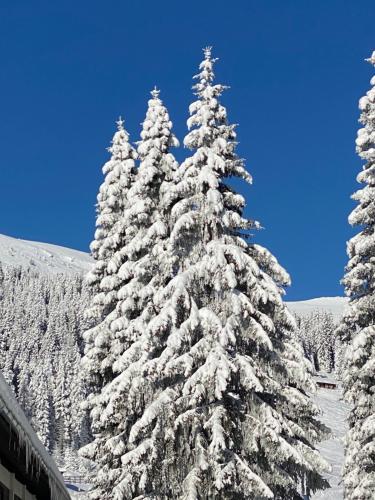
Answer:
[108,88,179,363]
[81,89,180,498]
[334,336,346,380]
[318,312,335,373]
[337,51,375,500]
[294,314,315,368]
[294,311,336,373]
[0,265,90,464]
[82,119,137,398]
[30,364,53,452]
[96,48,328,500]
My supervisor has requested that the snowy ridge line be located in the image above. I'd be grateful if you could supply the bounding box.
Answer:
[0,233,93,275]
[286,296,348,320]
[0,371,70,500]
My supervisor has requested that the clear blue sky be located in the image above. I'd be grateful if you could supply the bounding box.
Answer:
[0,0,374,300]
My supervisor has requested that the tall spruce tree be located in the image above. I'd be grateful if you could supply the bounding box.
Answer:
[81,90,180,498]
[91,48,328,500]
[82,119,137,396]
[337,52,375,499]
[108,88,179,364]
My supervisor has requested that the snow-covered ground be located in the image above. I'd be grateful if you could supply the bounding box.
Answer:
[312,378,349,499]
[287,296,348,320]
[0,233,92,275]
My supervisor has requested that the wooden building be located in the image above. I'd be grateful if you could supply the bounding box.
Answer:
[0,372,69,500]
[316,378,337,390]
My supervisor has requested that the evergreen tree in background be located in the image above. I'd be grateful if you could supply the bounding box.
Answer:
[86,48,328,500]
[81,90,180,498]
[0,266,91,467]
[294,311,337,373]
[318,312,335,373]
[338,52,375,500]
[31,365,53,452]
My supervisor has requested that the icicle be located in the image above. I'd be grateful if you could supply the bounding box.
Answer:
[0,372,70,499]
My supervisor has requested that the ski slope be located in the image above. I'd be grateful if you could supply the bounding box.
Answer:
[0,233,93,275]
[312,379,349,500]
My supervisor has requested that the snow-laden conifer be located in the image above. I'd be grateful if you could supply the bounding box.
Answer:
[99,48,328,500]
[80,119,139,483]
[108,88,179,363]
[337,52,375,500]
[82,90,179,499]
[0,266,91,466]
[294,311,336,373]
[82,119,137,392]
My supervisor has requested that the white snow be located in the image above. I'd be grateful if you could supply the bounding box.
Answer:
[0,233,92,275]
[286,297,348,320]
[312,378,349,500]
[0,371,70,499]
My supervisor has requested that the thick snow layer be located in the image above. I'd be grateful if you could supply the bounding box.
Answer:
[0,371,70,499]
[312,378,349,500]
[286,297,348,320]
[0,233,92,275]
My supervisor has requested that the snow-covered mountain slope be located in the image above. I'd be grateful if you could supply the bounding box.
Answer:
[0,233,350,321]
[0,233,93,275]
[286,297,348,320]
[312,378,349,500]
